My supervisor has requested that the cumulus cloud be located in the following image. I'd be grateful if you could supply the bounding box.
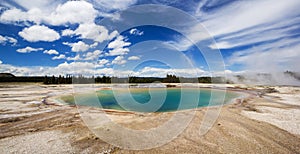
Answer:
[84,50,103,60]
[129,28,144,36]
[52,61,98,76]
[18,25,60,42]
[106,35,131,56]
[0,61,98,76]
[46,1,97,25]
[66,55,81,61]
[62,23,118,42]
[52,54,66,60]
[0,60,2,64]
[43,49,59,55]
[0,35,17,46]
[63,41,90,52]
[108,36,130,49]
[128,56,140,60]
[97,59,110,67]
[0,1,97,26]
[0,61,208,78]
[0,8,36,24]
[106,47,130,57]
[131,67,205,77]
[16,46,43,53]
[112,56,127,65]
[61,29,75,36]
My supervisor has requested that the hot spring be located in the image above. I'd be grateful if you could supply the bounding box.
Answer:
[60,88,241,112]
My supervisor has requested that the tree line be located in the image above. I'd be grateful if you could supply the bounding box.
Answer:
[0,73,229,84]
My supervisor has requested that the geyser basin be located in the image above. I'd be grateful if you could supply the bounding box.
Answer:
[60,88,241,112]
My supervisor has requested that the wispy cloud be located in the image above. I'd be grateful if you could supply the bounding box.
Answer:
[168,0,300,74]
[16,46,43,53]
[89,0,137,11]
[128,56,140,61]
[0,35,17,46]
[228,43,300,72]
[177,0,300,51]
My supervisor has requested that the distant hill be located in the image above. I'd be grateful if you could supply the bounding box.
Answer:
[0,73,15,78]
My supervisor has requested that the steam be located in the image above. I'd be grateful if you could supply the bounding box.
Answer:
[226,71,300,86]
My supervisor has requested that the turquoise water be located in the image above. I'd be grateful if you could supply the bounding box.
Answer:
[62,88,240,112]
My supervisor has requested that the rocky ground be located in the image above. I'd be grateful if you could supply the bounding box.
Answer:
[0,83,299,153]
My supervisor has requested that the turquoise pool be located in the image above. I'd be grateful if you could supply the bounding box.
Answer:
[61,88,240,112]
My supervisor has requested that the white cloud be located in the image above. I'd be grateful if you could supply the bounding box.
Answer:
[52,54,66,60]
[0,1,97,26]
[175,0,300,51]
[128,56,140,60]
[90,0,137,11]
[18,25,60,42]
[112,56,127,65]
[129,28,144,36]
[0,60,208,78]
[0,8,35,24]
[62,23,118,42]
[0,35,17,45]
[0,60,2,64]
[0,60,98,76]
[11,0,61,10]
[7,37,17,45]
[53,61,96,75]
[228,43,300,72]
[43,49,59,55]
[107,48,130,56]
[90,42,99,48]
[16,46,43,53]
[131,67,205,77]
[208,41,232,50]
[163,38,194,51]
[106,35,131,56]
[97,59,109,67]
[0,62,92,76]
[198,0,300,37]
[61,29,75,36]
[46,1,97,25]
[63,41,90,52]
[108,35,130,49]
[209,19,300,50]
[66,55,81,61]
[84,50,103,60]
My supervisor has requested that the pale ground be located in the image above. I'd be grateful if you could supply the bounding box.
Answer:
[242,86,300,135]
[0,83,299,153]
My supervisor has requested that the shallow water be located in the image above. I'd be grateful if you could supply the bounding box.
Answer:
[61,88,240,112]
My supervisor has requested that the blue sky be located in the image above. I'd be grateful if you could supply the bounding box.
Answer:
[0,0,300,77]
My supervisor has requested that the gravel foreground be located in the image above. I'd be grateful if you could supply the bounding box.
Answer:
[0,83,299,153]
